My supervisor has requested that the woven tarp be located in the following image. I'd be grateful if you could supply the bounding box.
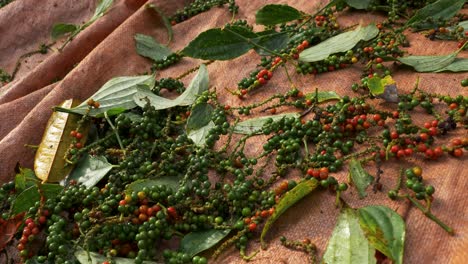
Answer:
[0,0,467,263]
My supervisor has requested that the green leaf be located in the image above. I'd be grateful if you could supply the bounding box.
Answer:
[89,0,114,24]
[304,90,341,102]
[188,121,215,146]
[358,206,406,264]
[253,31,289,56]
[435,58,468,72]
[261,179,318,248]
[15,167,36,191]
[134,64,209,109]
[349,158,374,199]
[179,229,231,257]
[345,0,372,9]
[255,4,302,26]
[75,248,157,264]
[367,75,395,95]
[63,75,155,116]
[182,26,257,60]
[134,34,173,62]
[146,4,173,45]
[299,24,379,62]
[11,186,40,215]
[186,103,214,132]
[122,112,143,123]
[11,183,62,215]
[367,76,399,102]
[51,23,78,39]
[233,113,300,135]
[68,155,114,188]
[397,50,460,72]
[323,207,376,264]
[406,0,465,26]
[124,177,180,195]
[40,184,64,201]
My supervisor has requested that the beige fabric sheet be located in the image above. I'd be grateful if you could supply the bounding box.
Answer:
[0,0,467,263]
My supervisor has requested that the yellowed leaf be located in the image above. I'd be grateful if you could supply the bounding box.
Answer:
[34,99,88,182]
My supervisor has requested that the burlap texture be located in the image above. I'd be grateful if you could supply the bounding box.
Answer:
[0,0,467,263]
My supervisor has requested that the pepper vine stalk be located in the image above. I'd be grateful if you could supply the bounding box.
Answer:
[104,111,125,155]
[223,27,285,59]
[404,194,454,235]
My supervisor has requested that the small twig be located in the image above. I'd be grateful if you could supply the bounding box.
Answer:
[104,111,125,153]
[405,194,454,235]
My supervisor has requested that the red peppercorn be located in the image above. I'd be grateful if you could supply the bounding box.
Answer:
[404,148,413,156]
[24,226,32,235]
[373,114,381,122]
[428,127,437,136]
[425,149,435,158]
[70,130,77,137]
[75,142,83,149]
[375,57,383,63]
[258,77,267,85]
[306,168,314,176]
[248,222,257,231]
[167,207,177,218]
[362,121,371,129]
[390,145,399,153]
[419,133,429,142]
[319,167,329,179]
[138,213,148,222]
[452,148,463,157]
[312,169,320,178]
[417,143,428,152]
[31,227,40,235]
[390,132,399,139]
[396,150,405,158]
[139,205,148,214]
[451,138,462,146]
[20,236,28,244]
[241,89,248,95]
[75,132,83,139]
[434,146,443,157]
[152,204,161,213]
[38,216,47,225]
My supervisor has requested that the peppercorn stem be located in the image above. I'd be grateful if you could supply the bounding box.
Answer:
[104,111,125,153]
[405,194,454,235]
[224,28,284,58]
[240,247,259,261]
[10,42,55,81]
[303,137,309,159]
[176,60,214,80]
